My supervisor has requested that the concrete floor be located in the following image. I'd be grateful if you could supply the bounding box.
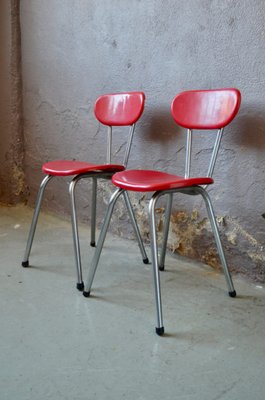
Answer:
[0,204,265,400]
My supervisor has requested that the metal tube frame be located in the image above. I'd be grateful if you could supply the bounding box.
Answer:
[69,177,84,289]
[90,177,97,247]
[82,187,167,334]
[151,185,235,334]
[185,129,192,178]
[159,193,173,271]
[157,186,235,291]
[122,124,135,167]
[83,183,235,335]
[83,187,149,294]
[184,128,224,187]
[148,192,165,335]
[69,171,117,290]
[194,186,235,294]
[84,188,124,294]
[207,128,223,178]
[122,191,148,263]
[22,175,53,267]
[107,126,112,164]
[70,172,148,290]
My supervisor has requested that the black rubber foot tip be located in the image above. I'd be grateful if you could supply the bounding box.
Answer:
[90,241,96,247]
[76,282,84,291]
[156,326,165,336]
[229,290,237,298]
[143,258,149,264]
[159,265,165,271]
[83,291,90,298]
[22,261,29,268]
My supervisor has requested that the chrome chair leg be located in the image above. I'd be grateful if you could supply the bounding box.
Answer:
[69,177,84,291]
[122,191,149,264]
[83,188,124,296]
[22,175,53,267]
[196,187,236,297]
[149,193,164,335]
[159,193,173,271]
[90,177,97,247]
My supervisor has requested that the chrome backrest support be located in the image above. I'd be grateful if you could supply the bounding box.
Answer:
[206,128,223,178]
[106,126,112,164]
[184,129,192,178]
[184,127,224,180]
[122,124,136,168]
[106,123,136,168]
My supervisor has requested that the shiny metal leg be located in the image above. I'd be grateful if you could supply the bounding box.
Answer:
[69,177,84,290]
[196,187,236,297]
[90,177,97,247]
[122,191,149,264]
[22,175,53,267]
[149,193,164,335]
[159,193,173,271]
[83,188,123,296]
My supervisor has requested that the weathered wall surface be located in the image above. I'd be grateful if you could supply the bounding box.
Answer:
[20,0,265,281]
[0,0,25,204]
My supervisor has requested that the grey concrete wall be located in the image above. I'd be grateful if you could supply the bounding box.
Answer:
[0,0,25,204]
[20,0,265,281]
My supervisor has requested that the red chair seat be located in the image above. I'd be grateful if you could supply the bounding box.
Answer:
[42,160,125,176]
[112,169,213,192]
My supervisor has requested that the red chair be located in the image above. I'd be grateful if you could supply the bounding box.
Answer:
[83,88,241,335]
[22,92,148,290]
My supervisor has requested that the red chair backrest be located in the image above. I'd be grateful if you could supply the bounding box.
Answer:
[171,88,241,130]
[94,92,145,126]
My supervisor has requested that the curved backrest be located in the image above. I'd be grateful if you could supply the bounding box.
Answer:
[94,92,145,126]
[171,88,241,130]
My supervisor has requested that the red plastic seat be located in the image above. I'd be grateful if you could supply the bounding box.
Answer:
[22,92,148,290]
[112,169,213,191]
[42,160,124,176]
[83,88,241,336]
